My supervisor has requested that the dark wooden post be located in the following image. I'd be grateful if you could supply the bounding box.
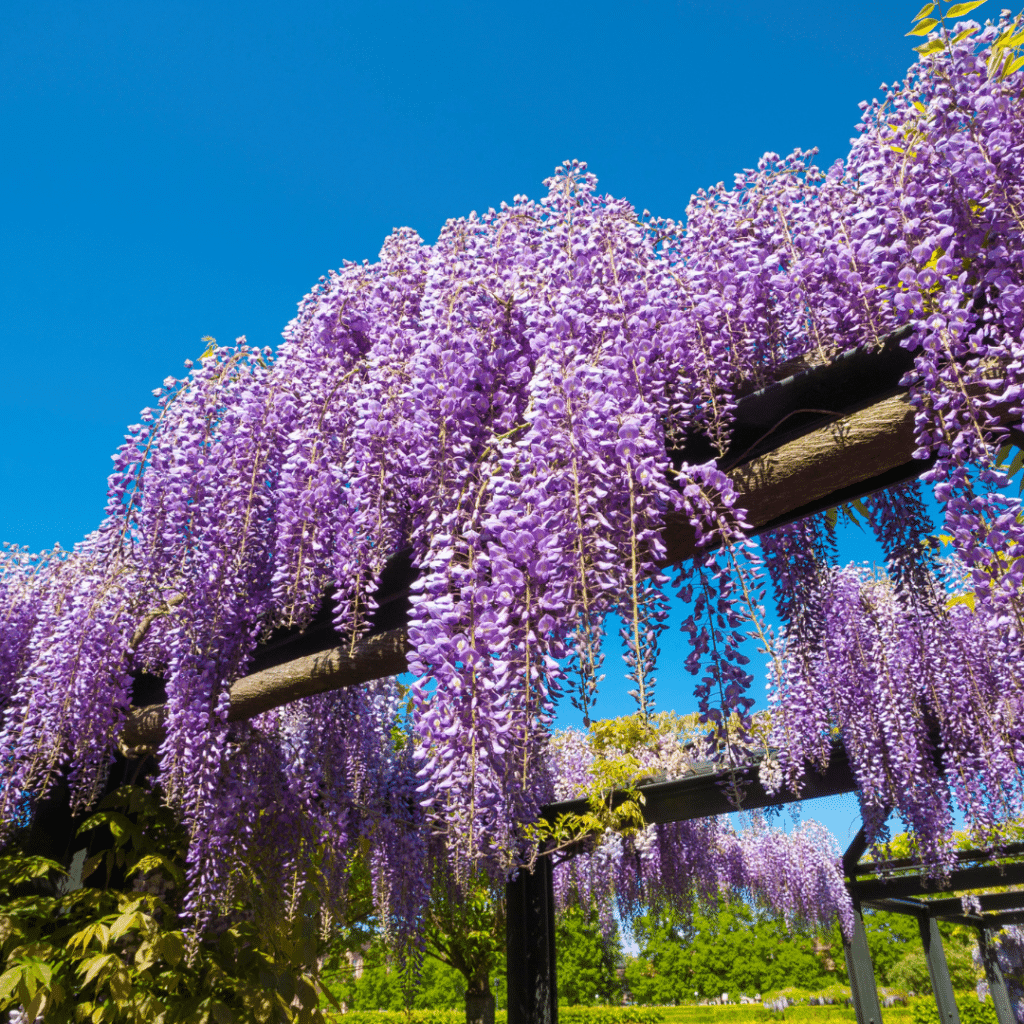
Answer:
[917,913,960,1024]
[842,828,883,1024]
[978,928,1016,1024]
[844,896,884,1024]
[506,856,557,1024]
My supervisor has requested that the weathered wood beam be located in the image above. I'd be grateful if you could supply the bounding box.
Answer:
[122,627,410,748]
[660,392,923,563]
[122,383,1015,747]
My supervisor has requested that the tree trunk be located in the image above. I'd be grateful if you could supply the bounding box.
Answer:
[465,971,495,1024]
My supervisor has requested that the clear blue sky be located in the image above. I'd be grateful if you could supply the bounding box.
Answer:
[1,0,948,843]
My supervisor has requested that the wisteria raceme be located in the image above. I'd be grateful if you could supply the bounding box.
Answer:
[548,727,853,938]
[6,15,1024,925]
[766,563,1024,874]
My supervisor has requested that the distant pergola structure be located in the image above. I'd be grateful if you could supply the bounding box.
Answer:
[99,335,1024,1023]
[516,755,1024,1024]
[845,831,1024,1024]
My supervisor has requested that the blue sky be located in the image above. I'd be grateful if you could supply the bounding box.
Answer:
[1,0,953,843]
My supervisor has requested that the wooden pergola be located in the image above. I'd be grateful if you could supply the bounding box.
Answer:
[515,760,1024,1024]
[108,331,1024,1023]
[125,327,1017,749]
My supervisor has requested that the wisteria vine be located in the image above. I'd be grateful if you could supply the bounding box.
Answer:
[3,11,1024,934]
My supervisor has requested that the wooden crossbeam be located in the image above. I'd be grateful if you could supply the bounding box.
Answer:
[122,386,931,747]
[541,742,856,825]
[121,336,1019,748]
[852,861,1024,901]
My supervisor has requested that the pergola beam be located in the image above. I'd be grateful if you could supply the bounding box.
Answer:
[122,333,1019,747]
[123,389,935,746]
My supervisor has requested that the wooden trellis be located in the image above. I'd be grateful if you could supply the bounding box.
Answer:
[106,333,1024,1022]
[122,329,1022,748]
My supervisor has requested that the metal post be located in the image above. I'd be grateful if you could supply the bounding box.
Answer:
[843,896,884,1024]
[506,856,557,1024]
[978,928,1016,1024]
[917,913,960,1024]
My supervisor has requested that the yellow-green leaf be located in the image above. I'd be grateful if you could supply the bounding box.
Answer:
[79,952,118,985]
[945,0,987,17]
[953,25,981,42]
[199,335,217,360]
[0,966,23,1000]
[108,968,132,1002]
[851,497,870,518]
[109,911,143,940]
[160,931,185,967]
[907,17,940,35]
[24,989,46,1024]
[1003,31,1024,47]
[1003,54,1024,77]
[947,592,976,611]
[915,37,947,54]
[80,852,104,883]
[912,2,936,19]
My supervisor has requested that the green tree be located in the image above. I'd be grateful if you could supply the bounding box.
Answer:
[624,902,841,1004]
[555,907,623,1006]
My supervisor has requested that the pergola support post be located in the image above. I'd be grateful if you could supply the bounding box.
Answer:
[844,896,884,1024]
[506,856,557,1024]
[918,913,960,1024]
[978,928,1016,1024]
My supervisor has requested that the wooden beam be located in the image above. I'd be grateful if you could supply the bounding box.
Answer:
[123,378,1015,747]
[122,627,410,749]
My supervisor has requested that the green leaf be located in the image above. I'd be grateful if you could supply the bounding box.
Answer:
[953,25,981,42]
[825,507,838,531]
[907,17,940,35]
[911,2,936,19]
[79,952,118,985]
[109,910,143,940]
[211,1001,235,1024]
[1003,31,1024,47]
[160,931,186,967]
[1008,448,1024,477]
[199,335,217,360]
[945,0,987,17]
[851,497,870,519]
[947,592,976,611]
[0,966,23,1000]
[24,988,46,1023]
[1004,54,1024,77]
[80,852,104,883]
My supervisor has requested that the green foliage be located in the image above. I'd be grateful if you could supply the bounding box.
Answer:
[910,995,997,1024]
[888,941,980,995]
[324,945,471,1012]
[422,869,505,1001]
[532,713,707,857]
[558,1010,664,1024]
[0,785,337,1023]
[326,1010,664,1024]
[623,904,842,1005]
[555,907,624,1006]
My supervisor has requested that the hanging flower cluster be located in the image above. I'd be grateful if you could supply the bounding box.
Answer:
[548,727,854,939]
[4,13,1024,920]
